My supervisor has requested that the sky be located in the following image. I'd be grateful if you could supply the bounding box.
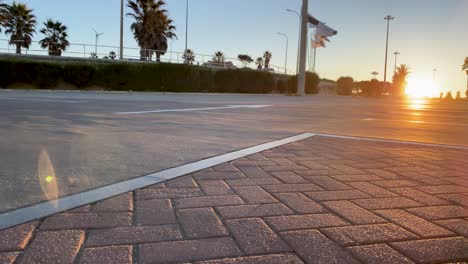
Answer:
[1,0,467,96]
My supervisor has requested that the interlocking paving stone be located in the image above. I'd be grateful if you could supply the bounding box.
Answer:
[213,163,239,172]
[391,237,468,263]
[195,253,304,264]
[0,252,19,264]
[347,244,415,264]
[364,169,401,179]
[406,205,468,220]
[347,182,399,197]
[329,165,366,174]
[20,230,84,264]
[296,160,331,170]
[78,246,132,264]
[437,193,468,207]
[416,185,468,194]
[388,187,451,206]
[136,187,203,200]
[0,222,37,251]
[165,176,198,188]
[321,223,418,246]
[273,193,326,214]
[371,180,421,188]
[262,183,323,193]
[225,218,291,254]
[261,165,310,172]
[40,213,132,230]
[270,158,298,166]
[323,200,386,224]
[329,174,384,182]
[139,237,242,263]
[175,195,244,209]
[352,197,423,210]
[266,213,349,231]
[236,166,272,178]
[226,178,281,186]
[92,193,133,212]
[135,199,177,226]
[198,180,234,195]
[294,169,345,176]
[216,204,293,219]
[436,219,468,237]
[177,207,228,238]
[305,190,371,201]
[232,186,278,204]
[232,160,276,167]
[270,171,309,184]
[193,171,246,180]
[375,209,454,237]
[305,176,352,190]
[281,230,360,264]
[86,225,182,247]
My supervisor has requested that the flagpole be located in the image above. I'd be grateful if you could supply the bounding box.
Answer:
[297,0,308,96]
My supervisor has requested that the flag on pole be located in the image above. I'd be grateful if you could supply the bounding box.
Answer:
[308,14,337,48]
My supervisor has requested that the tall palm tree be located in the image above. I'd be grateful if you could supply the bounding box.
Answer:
[256,57,264,70]
[3,2,36,54]
[392,64,410,96]
[463,57,468,98]
[39,19,69,56]
[0,0,7,33]
[127,0,176,62]
[212,51,225,64]
[263,51,272,69]
[182,49,195,64]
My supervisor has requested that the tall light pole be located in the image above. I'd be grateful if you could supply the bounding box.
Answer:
[120,0,124,60]
[185,0,189,52]
[286,9,301,74]
[93,29,104,55]
[383,15,395,85]
[297,0,308,96]
[277,33,288,74]
[393,51,400,73]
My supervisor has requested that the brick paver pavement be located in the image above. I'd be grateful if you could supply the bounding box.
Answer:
[1,136,467,263]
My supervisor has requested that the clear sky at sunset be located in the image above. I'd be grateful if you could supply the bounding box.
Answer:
[1,0,467,95]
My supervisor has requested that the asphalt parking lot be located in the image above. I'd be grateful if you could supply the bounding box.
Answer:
[1,90,467,212]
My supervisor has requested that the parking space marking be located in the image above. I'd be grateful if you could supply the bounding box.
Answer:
[0,97,88,103]
[115,105,272,114]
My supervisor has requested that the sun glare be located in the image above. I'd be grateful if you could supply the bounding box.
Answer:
[406,78,438,98]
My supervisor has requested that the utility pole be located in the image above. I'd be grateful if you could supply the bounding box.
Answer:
[277,33,288,74]
[383,15,395,85]
[393,51,400,73]
[185,0,189,52]
[120,0,124,60]
[297,0,308,96]
[286,9,301,74]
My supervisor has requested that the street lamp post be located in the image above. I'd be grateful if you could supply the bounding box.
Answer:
[185,0,189,52]
[93,29,104,56]
[120,0,124,60]
[286,9,301,74]
[393,51,400,73]
[277,33,288,74]
[384,15,395,85]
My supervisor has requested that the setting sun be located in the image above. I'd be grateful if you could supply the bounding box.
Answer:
[405,77,438,98]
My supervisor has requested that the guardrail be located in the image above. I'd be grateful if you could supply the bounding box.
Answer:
[0,39,292,75]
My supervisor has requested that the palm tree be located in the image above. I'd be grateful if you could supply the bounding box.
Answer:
[127,0,176,62]
[463,57,468,98]
[182,49,195,64]
[39,19,69,56]
[256,57,264,70]
[0,1,8,33]
[371,71,379,79]
[212,51,225,64]
[263,51,272,69]
[392,64,410,96]
[2,2,36,54]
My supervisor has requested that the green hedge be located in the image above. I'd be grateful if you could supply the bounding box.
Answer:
[0,58,320,94]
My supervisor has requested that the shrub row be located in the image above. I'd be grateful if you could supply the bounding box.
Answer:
[0,58,320,94]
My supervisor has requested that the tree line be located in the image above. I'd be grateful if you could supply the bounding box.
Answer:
[336,58,468,100]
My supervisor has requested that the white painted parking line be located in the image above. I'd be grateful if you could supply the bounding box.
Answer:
[115,105,272,115]
[0,97,88,103]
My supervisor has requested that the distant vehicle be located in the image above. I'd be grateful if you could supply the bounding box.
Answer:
[263,68,275,72]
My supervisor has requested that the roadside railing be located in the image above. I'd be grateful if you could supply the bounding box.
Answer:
[0,39,291,75]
